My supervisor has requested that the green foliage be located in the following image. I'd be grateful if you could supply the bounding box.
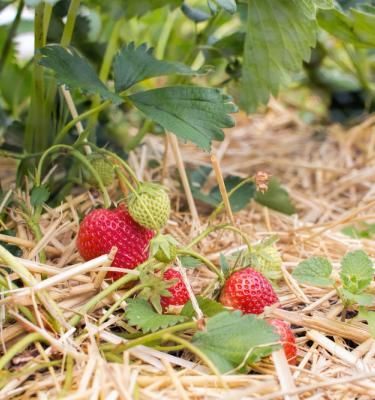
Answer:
[126,298,187,333]
[192,311,279,373]
[358,308,375,337]
[318,5,375,47]
[292,257,334,286]
[340,289,373,306]
[181,296,225,318]
[187,168,294,215]
[129,87,237,151]
[188,166,256,210]
[255,178,295,215]
[30,186,50,207]
[39,45,123,104]
[293,250,374,311]
[179,256,202,268]
[86,0,183,19]
[340,250,373,294]
[113,43,203,92]
[219,254,231,278]
[242,0,317,112]
[342,223,375,239]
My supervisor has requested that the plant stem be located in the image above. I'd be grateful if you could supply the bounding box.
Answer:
[35,144,111,208]
[60,0,81,47]
[42,3,53,44]
[70,150,111,208]
[0,0,24,75]
[0,243,68,330]
[99,283,148,325]
[62,355,74,393]
[186,223,229,249]
[55,100,111,144]
[0,333,45,370]
[101,321,197,353]
[90,144,139,185]
[153,344,185,352]
[87,18,123,134]
[177,250,224,283]
[125,119,153,151]
[67,263,154,327]
[209,176,256,221]
[33,3,46,151]
[162,333,223,379]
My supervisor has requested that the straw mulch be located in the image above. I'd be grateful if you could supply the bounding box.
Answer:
[1,101,375,399]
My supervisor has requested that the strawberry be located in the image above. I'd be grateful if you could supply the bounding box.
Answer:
[219,267,279,314]
[267,319,297,365]
[128,182,170,230]
[84,154,115,187]
[160,268,190,310]
[77,205,154,280]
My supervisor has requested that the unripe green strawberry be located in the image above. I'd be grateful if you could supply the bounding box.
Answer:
[128,182,170,230]
[250,245,282,281]
[84,154,114,187]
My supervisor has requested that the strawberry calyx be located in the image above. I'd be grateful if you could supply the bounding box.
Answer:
[150,233,179,263]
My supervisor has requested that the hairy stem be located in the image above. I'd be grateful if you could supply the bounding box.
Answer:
[177,250,224,283]
[60,0,81,47]
[101,321,197,353]
[0,0,24,75]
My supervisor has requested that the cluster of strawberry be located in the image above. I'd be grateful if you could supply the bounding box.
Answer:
[77,158,296,365]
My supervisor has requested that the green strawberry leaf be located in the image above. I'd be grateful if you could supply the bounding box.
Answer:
[30,186,50,207]
[192,311,280,373]
[342,223,375,239]
[129,86,237,151]
[39,45,123,104]
[113,43,205,92]
[85,0,183,19]
[209,176,256,212]
[126,299,187,333]
[219,254,231,278]
[292,257,334,287]
[255,178,295,215]
[187,167,256,211]
[181,296,225,318]
[179,256,202,269]
[242,0,317,112]
[318,6,375,47]
[340,250,373,294]
[314,0,334,8]
[340,289,373,306]
[358,308,375,338]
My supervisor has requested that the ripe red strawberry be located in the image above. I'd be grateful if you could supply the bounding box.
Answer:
[267,319,297,365]
[77,205,154,280]
[160,269,190,309]
[219,267,279,314]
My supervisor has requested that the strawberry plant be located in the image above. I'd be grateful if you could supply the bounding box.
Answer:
[0,0,375,397]
[292,250,374,320]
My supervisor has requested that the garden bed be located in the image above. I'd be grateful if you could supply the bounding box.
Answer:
[1,103,375,399]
